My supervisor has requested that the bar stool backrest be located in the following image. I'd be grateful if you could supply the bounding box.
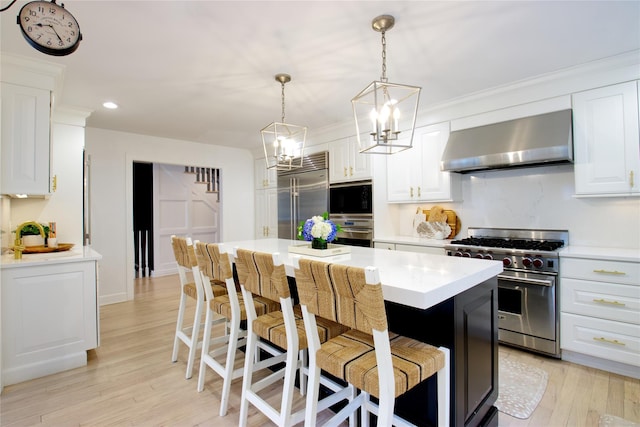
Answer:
[295,258,387,334]
[236,248,288,302]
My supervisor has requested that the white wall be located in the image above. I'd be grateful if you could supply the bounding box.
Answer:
[85,128,254,305]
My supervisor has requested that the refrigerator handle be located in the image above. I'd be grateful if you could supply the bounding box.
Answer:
[290,177,297,239]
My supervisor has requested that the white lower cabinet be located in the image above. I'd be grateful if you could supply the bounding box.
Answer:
[1,259,99,386]
[560,256,640,376]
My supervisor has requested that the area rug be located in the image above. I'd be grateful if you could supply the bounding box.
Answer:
[599,414,640,427]
[495,356,549,419]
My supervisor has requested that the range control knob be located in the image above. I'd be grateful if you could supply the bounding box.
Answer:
[502,257,512,267]
[533,258,544,268]
[484,254,494,260]
[522,257,533,267]
[474,253,484,259]
[462,251,471,258]
[454,251,463,257]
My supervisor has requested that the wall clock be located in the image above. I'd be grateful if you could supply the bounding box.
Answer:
[17,0,82,56]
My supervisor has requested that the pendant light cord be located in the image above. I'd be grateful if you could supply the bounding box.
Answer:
[281,80,286,123]
[380,29,388,83]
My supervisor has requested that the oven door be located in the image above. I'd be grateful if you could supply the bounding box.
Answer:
[497,270,557,341]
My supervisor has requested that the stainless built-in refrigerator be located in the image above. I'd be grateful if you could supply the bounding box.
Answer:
[277,152,329,240]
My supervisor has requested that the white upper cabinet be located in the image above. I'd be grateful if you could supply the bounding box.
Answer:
[329,137,372,183]
[254,157,277,189]
[387,122,461,202]
[1,82,51,195]
[572,81,640,196]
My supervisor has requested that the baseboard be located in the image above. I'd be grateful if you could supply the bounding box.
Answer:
[2,351,87,387]
[99,292,128,306]
[561,350,639,379]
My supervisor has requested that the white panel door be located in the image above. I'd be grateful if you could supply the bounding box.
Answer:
[153,164,220,276]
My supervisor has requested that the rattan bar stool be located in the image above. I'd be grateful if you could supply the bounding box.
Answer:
[193,241,280,416]
[170,235,227,379]
[237,249,350,427]
[293,258,451,427]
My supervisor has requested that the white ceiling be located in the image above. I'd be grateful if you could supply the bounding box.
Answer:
[2,1,639,152]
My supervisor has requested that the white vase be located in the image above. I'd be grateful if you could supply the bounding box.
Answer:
[22,235,45,247]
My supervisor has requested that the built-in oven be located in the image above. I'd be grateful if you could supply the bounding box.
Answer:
[329,180,373,247]
[497,270,559,356]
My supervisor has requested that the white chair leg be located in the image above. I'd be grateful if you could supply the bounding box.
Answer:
[437,346,451,427]
[360,391,370,427]
[279,343,299,427]
[197,306,214,392]
[185,298,203,379]
[299,349,307,396]
[219,315,241,416]
[303,358,321,427]
[171,293,187,362]
[239,328,258,427]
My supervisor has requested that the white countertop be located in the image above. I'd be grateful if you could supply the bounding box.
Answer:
[374,235,452,248]
[0,246,102,269]
[560,246,640,263]
[220,239,503,310]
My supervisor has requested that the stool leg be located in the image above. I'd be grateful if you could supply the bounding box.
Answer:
[196,305,214,392]
[185,298,203,379]
[219,313,241,416]
[239,325,257,427]
[437,347,451,427]
[172,292,187,362]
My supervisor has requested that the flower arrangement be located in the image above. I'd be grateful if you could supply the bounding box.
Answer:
[297,212,341,250]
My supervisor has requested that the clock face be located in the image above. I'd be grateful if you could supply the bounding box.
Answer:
[18,1,82,56]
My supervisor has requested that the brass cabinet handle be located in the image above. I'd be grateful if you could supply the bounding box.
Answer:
[593,298,626,307]
[593,269,626,275]
[593,337,626,346]
[343,167,347,177]
[350,166,353,176]
[630,170,635,188]
[410,187,414,198]
[417,186,421,197]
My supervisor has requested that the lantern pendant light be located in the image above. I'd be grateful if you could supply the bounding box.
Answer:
[261,73,307,170]
[352,15,421,154]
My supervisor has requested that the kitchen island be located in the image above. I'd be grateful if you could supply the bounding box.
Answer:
[0,247,102,393]
[220,239,503,427]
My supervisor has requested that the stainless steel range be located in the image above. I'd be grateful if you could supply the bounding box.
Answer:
[444,228,568,358]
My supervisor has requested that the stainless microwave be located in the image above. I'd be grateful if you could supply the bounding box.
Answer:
[329,180,372,215]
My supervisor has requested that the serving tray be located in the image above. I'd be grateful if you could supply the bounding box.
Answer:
[13,243,75,254]
[288,243,351,257]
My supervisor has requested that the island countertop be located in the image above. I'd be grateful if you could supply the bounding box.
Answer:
[219,238,503,310]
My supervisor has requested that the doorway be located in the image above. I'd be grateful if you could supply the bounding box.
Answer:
[133,162,221,278]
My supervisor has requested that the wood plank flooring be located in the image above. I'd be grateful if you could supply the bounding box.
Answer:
[1,274,638,426]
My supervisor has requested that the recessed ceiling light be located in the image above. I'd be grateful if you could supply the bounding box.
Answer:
[103,101,118,109]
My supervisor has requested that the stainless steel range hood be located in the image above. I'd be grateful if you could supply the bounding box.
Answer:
[441,109,573,173]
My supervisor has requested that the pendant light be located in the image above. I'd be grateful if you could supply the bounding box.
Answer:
[261,73,307,170]
[352,15,421,154]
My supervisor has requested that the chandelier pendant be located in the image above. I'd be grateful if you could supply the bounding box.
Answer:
[352,15,421,155]
[261,73,307,170]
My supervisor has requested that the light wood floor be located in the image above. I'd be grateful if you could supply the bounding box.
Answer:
[1,274,638,426]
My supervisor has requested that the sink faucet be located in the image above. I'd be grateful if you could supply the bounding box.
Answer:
[13,221,45,260]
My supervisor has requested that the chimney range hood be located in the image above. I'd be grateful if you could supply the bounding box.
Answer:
[441,109,573,173]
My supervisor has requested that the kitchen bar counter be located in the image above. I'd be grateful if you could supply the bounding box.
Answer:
[221,239,502,426]
[560,245,640,262]
[220,239,502,310]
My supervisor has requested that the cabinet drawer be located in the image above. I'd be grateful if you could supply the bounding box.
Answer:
[561,313,640,366]
[561,258,640,285]
[374,242,395,250]
[395,244,445,255]
[561,278,640,324]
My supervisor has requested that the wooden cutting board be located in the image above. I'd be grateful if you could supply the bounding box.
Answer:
[421,209,461,239]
